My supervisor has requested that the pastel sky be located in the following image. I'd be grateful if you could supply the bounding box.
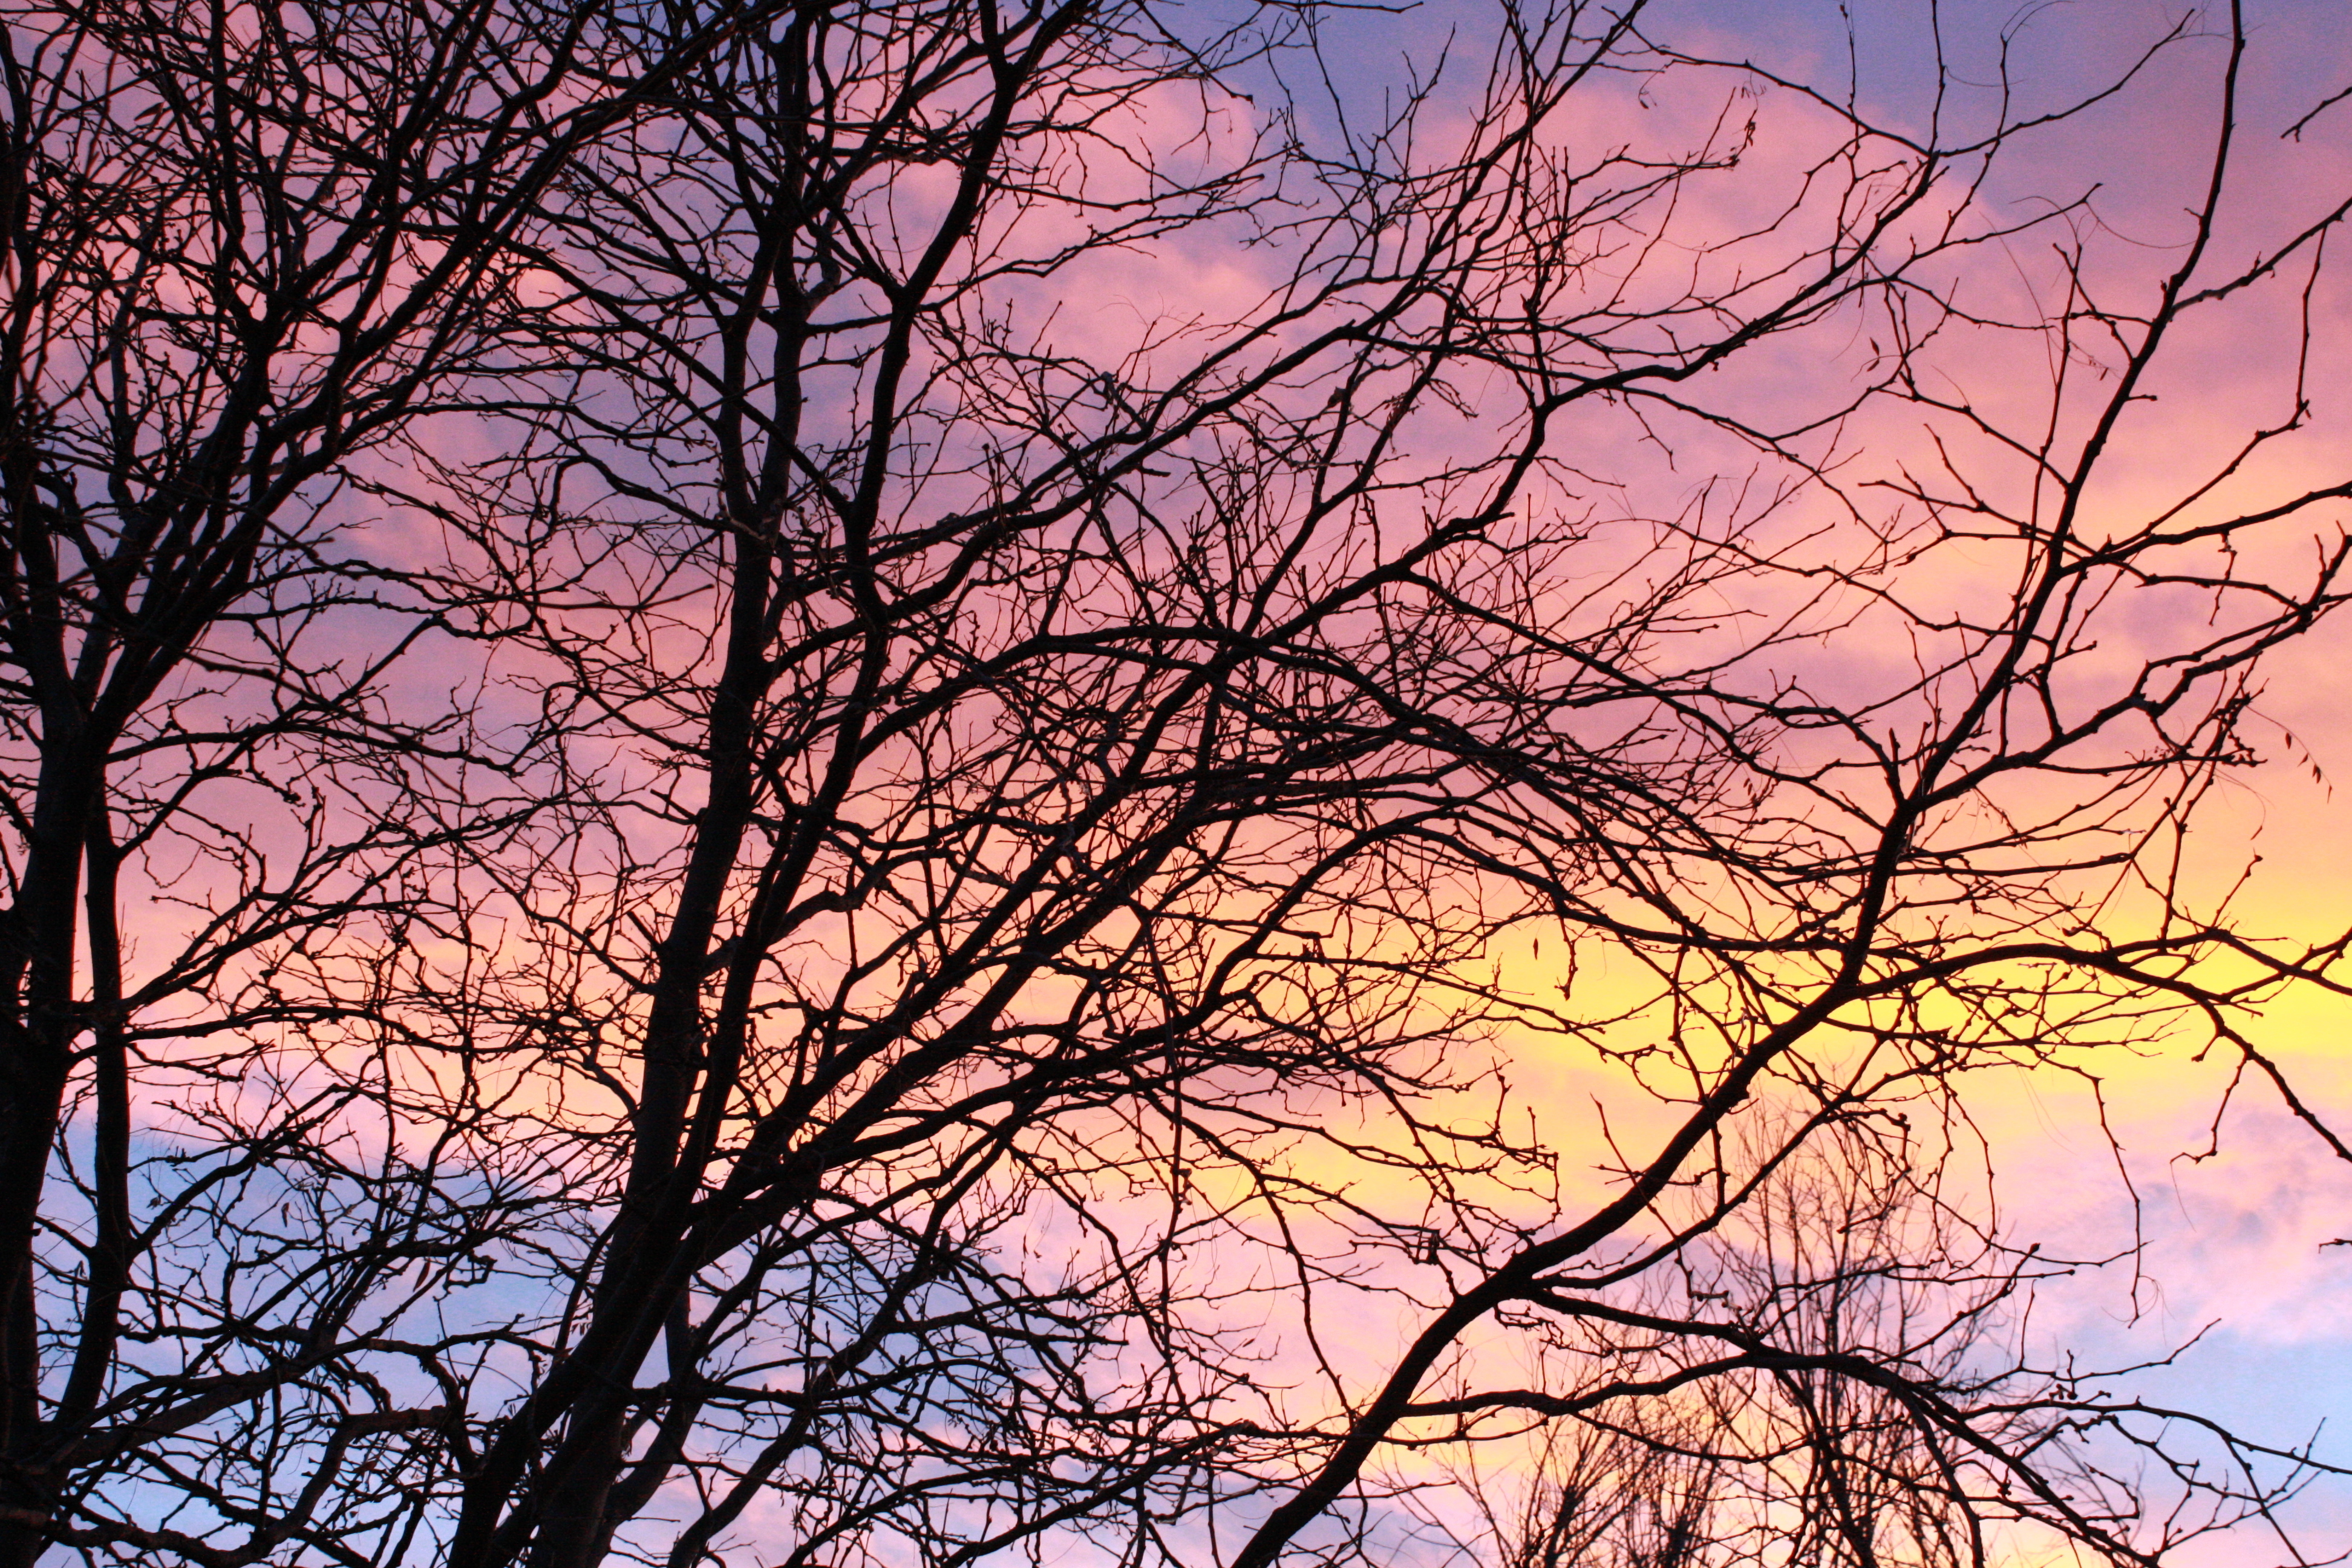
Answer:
[361,2,2352,1558]
[1248,0,2352,1558]
[121,2,2350,1561]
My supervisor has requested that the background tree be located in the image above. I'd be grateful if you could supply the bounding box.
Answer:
[14,1,2352,1567]
[1429,1131,2069,1568]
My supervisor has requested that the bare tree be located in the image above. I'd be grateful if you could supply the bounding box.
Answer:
[379,3,2352,1568]
[0,4,793,1563]
[13,1,2352,1567]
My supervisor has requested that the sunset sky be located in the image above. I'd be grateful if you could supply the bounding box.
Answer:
[1293,0,2352,1555]
[19,1,2352,1563]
